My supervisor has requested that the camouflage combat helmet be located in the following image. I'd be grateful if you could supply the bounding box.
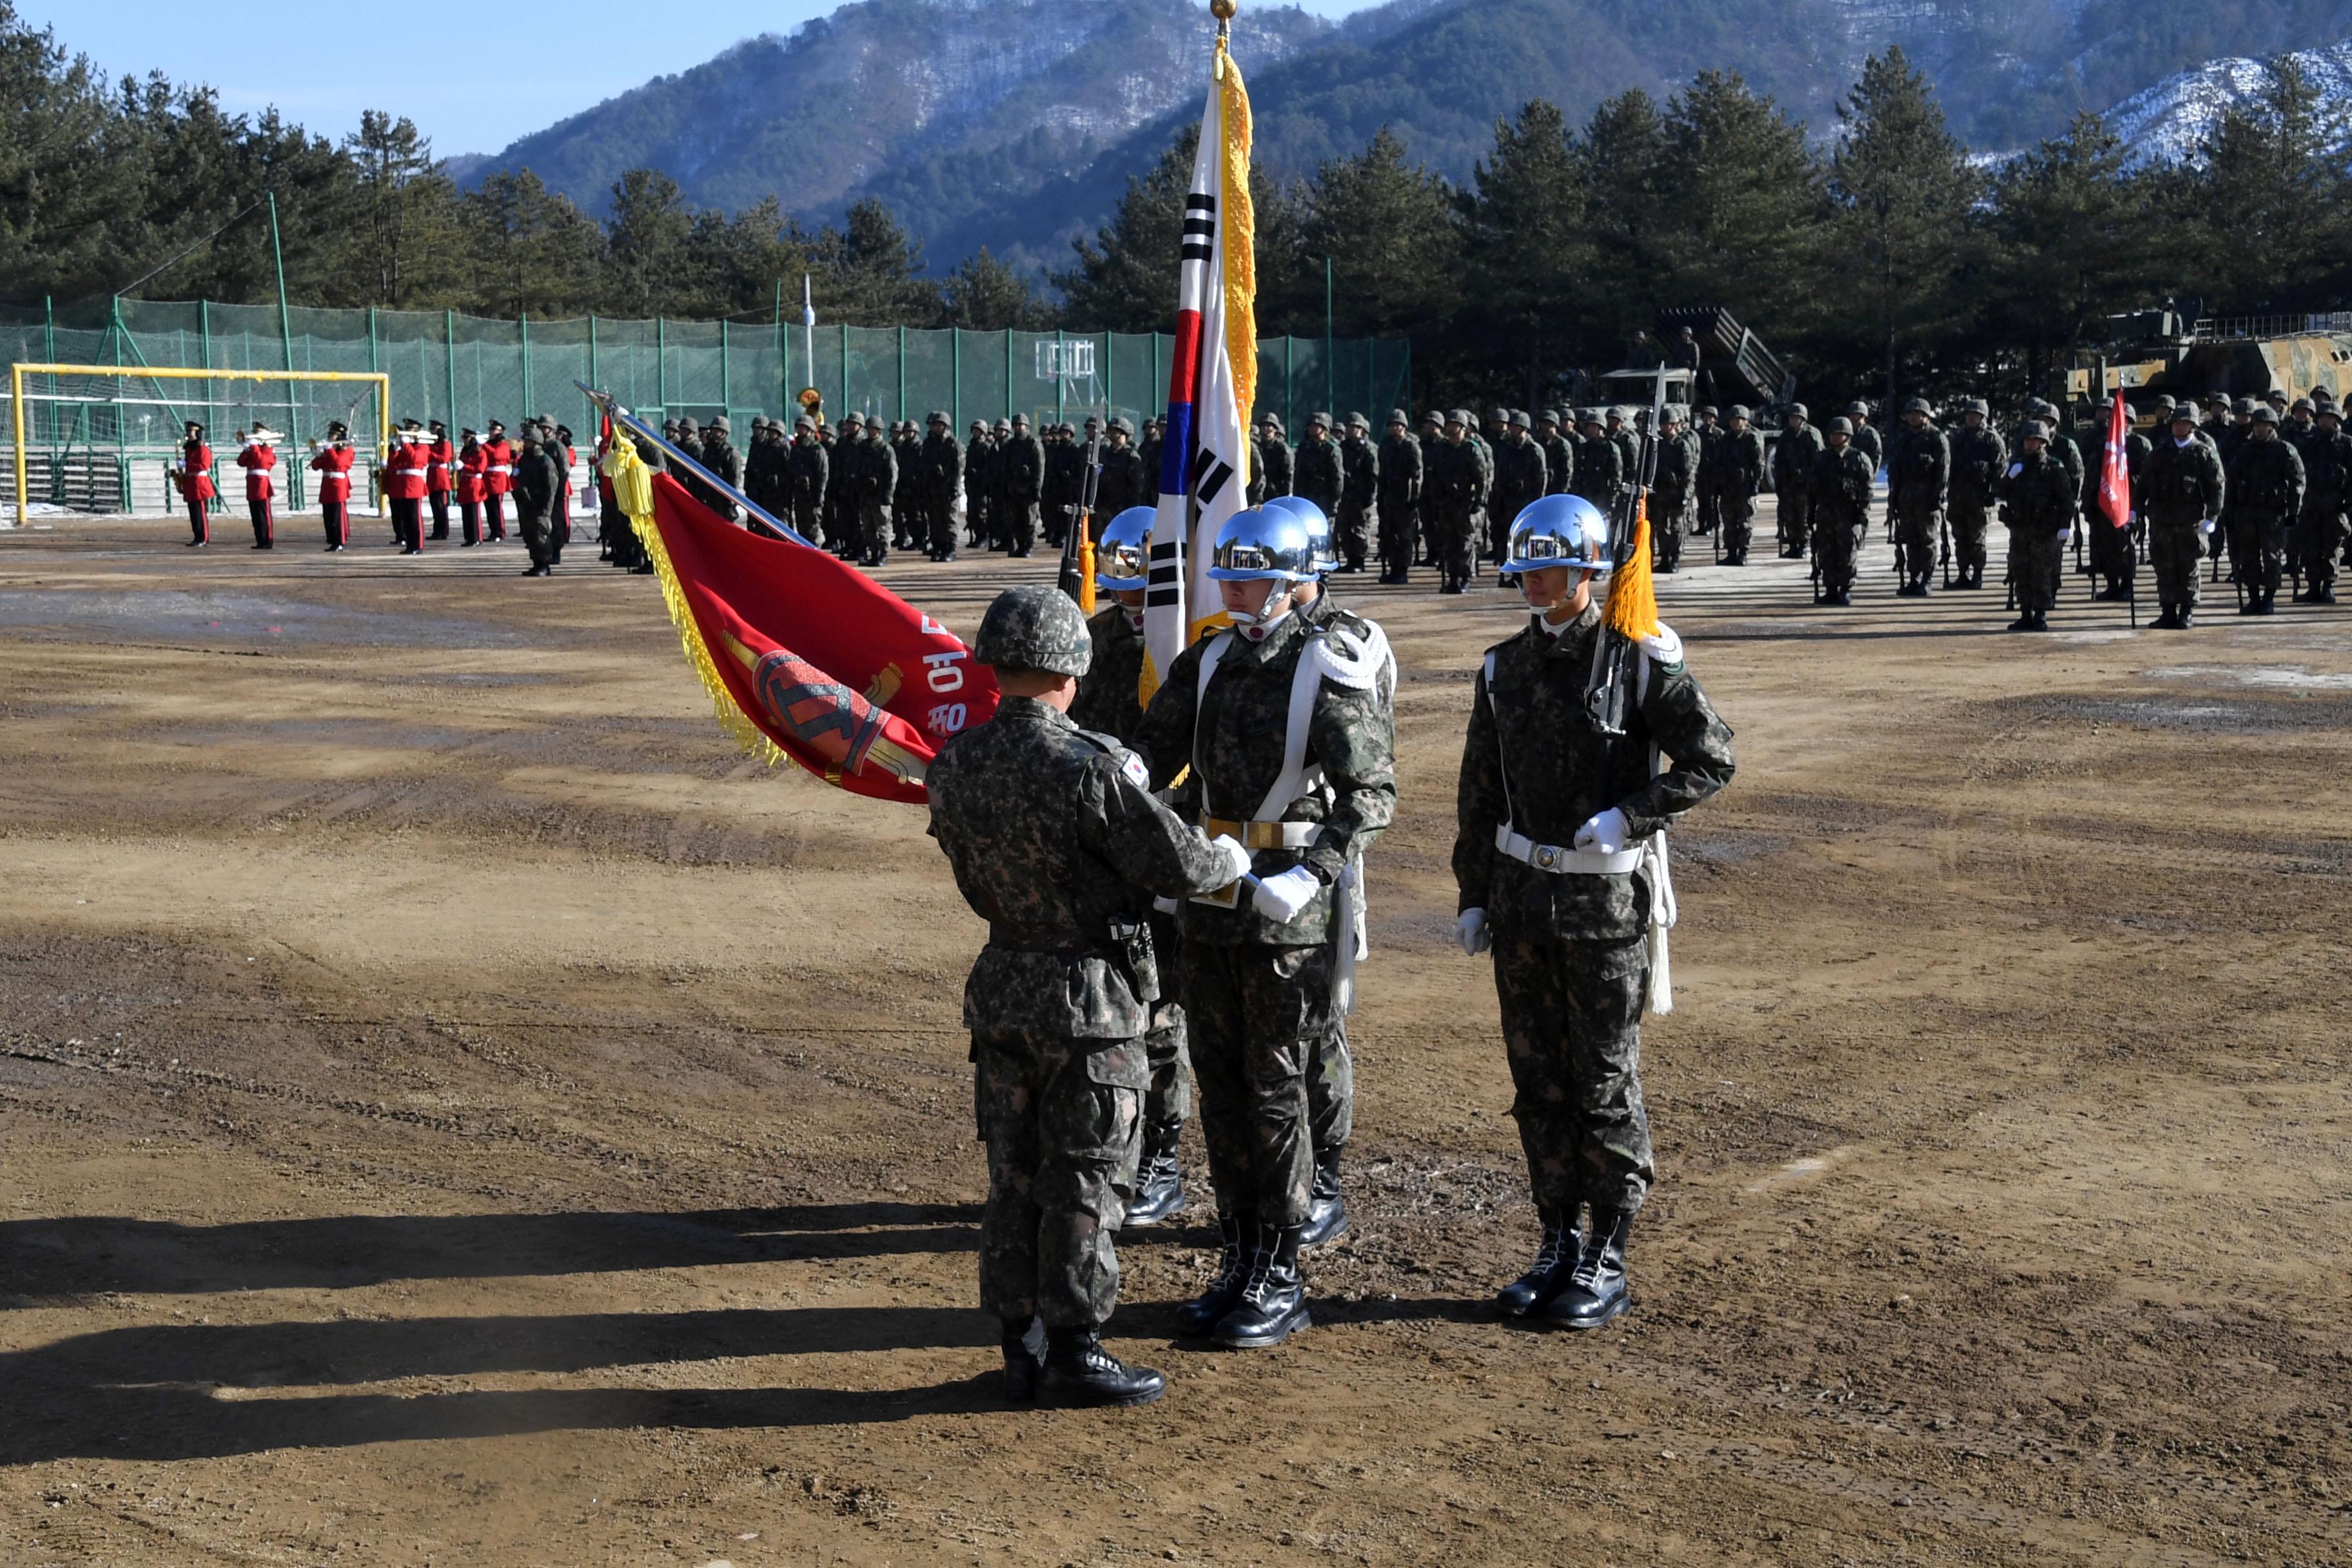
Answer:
[974,585,1093,677]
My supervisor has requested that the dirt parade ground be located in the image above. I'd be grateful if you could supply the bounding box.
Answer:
[1,509,2347,1568]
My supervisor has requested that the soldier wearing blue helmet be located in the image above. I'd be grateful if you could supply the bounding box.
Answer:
[1130,505,1396,1349]
[1453,494,1735,1330]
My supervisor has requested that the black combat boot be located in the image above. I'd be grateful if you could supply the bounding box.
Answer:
[1213,1220,1310,1348]
[2313,583,2337,604]
[1544,1208,1633,1330]
[1300,1146,1348,1247]
[2153,603,2180,629]
[1495,1207,1580,1317]
[2177,603,2195,628]
[2252,586,2277,615]
[1001,1315,1044,1402]
[1177,1210,1257,1336]
[1039,1326,1166,1407]
[1122,1132,1186,1229]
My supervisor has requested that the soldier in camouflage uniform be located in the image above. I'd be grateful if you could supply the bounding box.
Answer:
[2226,406,2305,614]
[1070,508,1197,1228]
[1709,406,1765,566]
[1426,409,1484,594]
[1808,418,1874,606]
[1093,418,1147,525]
[826,416,859,556]
[1605,407,1638,484]
[1337,413,1378,573]
[1489,411,1550,573]
[1845,400,1882,476]
[1415,409,1444,567]
[789,418,828,545]
[1294,411,1346,525]
[1377,410,1424,585]
[1537,409,1575,499]
[930,584,1252,1406]
[2144,404,2226,629]
[1773,404,1823,558]
[998,415,1044,558]
[1946,400,2004,591]
[1886,397,1949,596]
[919,412,965,562]
[1135,417,1164,510]
[1132,505,1396,1348]
[2295,403,2350,605]
[1455,493,1735,1327]
[1998,420,2077,631]
[963,420,993,549]
[858,416,897,567]
[1254,413,1294,504]
[1647,407,1696,573]
[1573,410,1622,509]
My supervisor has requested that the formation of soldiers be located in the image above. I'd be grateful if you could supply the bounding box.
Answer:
[925,491,1733,1407]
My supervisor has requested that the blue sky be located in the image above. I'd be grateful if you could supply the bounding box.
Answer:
[29,0,1382,159]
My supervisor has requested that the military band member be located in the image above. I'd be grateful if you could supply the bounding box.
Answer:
[176,420,215,546]
[1454,494,1734,1326]
[382,426,428,554]
[929,584,1253,1407]
[482,420,514,541]
[308,423,355,551]
[235,426,280,549]
[426,421,455,540]
[456,427,488,545]
[1131,505,1396,1348]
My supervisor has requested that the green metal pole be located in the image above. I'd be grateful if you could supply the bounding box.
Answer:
[1325,257,1334,420]
[896,324,905,424]
[587,315,598,429]
[1103,331,1113,418]
[952,328,961,430]
[519,311,532,418]
[1286,335,1295,435]
[1055,328,1065,426]
[110,297,126,510]
[42,295,54,452]
[1003,329,1013,426]
[774,280,785,414]
[721,318,732,418]
[267,191,304,505]
[444,309,457,433]
[841,322,850,417]
[656,316,667,413]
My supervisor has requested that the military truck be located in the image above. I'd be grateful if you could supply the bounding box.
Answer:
[2065,308,2352,413]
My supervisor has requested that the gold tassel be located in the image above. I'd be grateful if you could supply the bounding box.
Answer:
[1605,493,1663,641]
[615,445,783,769]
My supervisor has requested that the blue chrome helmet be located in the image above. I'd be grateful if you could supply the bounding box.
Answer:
[1504,494,1612,575]
[1206,505,1316,582]
[1262,494,1335,573]
[1095,505,1154,591]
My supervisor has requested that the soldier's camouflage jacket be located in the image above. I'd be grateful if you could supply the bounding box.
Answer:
[1947,424,2006,509]
[2227,435,2306,517]
[1707,427,1766,497]
[1650,429,1698,514]
[1340,434,1378,511]
[2298,426,2352,517]
[1540,429,1576,495]
[1492,434,1549,525]
[998,431,1044,503]
[1808,442,1875,524]
[2142,433,2225,527]
[1454,603,1734,941]
[1886,424,1949,513]
[1852,424,1883,472]
[1295,433,1346,514]
[928,696,1235,1039]
[919,432,964,505]
[1426,437,1482,507]
[1132,605,1395,948]
[1997,446,2075,533]
[1573,434,1622,504]
[1070,605,1147,742]
[1379,429,1423,505]
[1095,442,1147,518]
[1773,422,1824,492]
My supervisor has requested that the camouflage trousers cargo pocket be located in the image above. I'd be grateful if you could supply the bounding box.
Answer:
[972,1030,1146,1328]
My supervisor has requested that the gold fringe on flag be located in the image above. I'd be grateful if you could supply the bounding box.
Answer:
[1605,493,1663,642]
[604,438,783,767]
[1217,42,1257,467]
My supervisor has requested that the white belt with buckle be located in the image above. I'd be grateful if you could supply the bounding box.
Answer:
[1494,824,1642,875]
[1202,816,1318,850]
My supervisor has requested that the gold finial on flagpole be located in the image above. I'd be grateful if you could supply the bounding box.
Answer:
[1212,0,1233,75]
[1210,0,1237,17]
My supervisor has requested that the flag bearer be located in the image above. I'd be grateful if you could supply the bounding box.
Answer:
[1453,495,1735,1328]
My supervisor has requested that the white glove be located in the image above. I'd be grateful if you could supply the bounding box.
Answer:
[1635,624,1683,665]
[2198,518,2215,536]
[1456,908,1491,957]
[1573,807,1632,856]
[1251,865,1320,922]
[1208,834,1253,888]
[2057,527,2073,545]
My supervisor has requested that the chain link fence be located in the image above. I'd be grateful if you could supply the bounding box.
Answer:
[2,298,1410,517]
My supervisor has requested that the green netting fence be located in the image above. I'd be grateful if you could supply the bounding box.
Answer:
[1,297,1411,516]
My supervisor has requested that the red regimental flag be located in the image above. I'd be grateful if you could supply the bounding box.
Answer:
[642,473,998,804]
[2099,395,2132,530]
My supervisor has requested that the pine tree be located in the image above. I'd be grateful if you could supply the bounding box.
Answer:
[1456,101,1589,406]
[943,247,1054,329]
[603,169,694,317]
[1654,72,1825,341]
[810,199,940,324]
[339,111,462,309]
[1822,48,1982,404]
[1980,113,2162,387]
[1576,90,1671,363]
[2195,55,2352,311]
[461,171,603,318]
[1295,126,1460,344]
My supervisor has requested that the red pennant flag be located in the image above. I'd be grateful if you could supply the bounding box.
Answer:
[2098,395,2132,531]
[640,472,998,805]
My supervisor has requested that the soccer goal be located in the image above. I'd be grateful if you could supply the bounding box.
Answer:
[6,364,390,526]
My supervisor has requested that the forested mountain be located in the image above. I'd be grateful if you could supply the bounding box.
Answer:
[460,0,2352,271]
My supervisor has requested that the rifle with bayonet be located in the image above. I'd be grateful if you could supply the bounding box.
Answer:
[1057,420,1104,612]
[1587,366,1667,737]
